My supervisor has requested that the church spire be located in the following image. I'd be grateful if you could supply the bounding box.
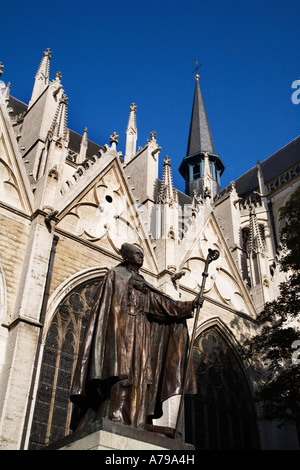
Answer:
[179,74,225,198]
[186,74,215,156]
[78,127,88,164]
[124,103,138,164]
[158,155,178,206]
[248,207,266,255]
[48,93,68,142]
[4,82,11,104]
[28,48,52,109]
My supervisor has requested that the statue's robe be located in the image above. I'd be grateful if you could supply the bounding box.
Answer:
[70,264,197,430]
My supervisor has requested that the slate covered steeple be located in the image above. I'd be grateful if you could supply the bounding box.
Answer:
[186,74,216,156]
[179,74,225,199]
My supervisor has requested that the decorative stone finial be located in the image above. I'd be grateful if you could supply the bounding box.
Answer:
[163,155,171,165]
[0,62,4,77]
[110,132,119,146]
[44,48,52,58]
[203,186,211,199]
[61,93,68,104]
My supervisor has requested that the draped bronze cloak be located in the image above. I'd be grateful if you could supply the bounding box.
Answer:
[70,264,197,429]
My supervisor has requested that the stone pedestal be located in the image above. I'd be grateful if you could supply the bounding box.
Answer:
[44,418,194,451]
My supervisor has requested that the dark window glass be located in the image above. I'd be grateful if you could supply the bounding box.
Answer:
[193,163,200,180]
[185,327,259,450]
[28,279,102,450]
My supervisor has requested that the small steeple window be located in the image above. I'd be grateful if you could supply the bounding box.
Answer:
[210,162,216,180]
[193,162,201,180]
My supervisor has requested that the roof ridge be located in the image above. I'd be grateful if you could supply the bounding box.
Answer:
[236,136,300,181]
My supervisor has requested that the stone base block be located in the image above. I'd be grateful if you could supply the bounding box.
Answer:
[44,418,194,451]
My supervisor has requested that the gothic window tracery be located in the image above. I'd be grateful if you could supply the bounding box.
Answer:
[28,278,102,450]
[185,327,259,450]
[0,261,6,321]
[241,227,251,285]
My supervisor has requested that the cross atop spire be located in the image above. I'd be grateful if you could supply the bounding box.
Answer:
[192,60,202,78]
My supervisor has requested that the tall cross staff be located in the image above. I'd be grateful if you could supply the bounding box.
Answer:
[173,248,220,440]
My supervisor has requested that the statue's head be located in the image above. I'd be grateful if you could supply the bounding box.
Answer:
[120,243,144,268]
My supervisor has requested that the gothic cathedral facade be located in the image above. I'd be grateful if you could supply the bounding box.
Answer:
[0,50,299,450]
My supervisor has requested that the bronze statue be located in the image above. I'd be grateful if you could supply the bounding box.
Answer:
[70,243,199,432]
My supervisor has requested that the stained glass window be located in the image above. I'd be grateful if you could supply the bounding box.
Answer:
[28,279,102,450]
[185,327,259,449]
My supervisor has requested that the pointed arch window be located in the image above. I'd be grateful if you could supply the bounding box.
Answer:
[184,327,259,449]
[28,278,103,450]
[0,262,7,378]
[0,261,7,321]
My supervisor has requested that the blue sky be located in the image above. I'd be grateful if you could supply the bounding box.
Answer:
[1,0,299,193]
